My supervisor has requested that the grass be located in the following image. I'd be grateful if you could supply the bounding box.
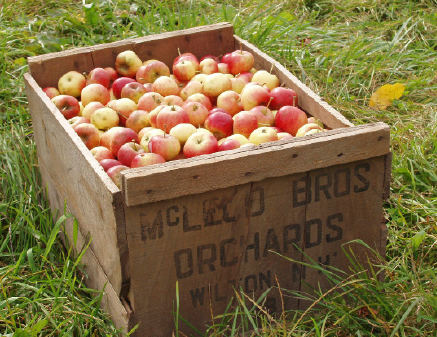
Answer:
[1,0,436,335]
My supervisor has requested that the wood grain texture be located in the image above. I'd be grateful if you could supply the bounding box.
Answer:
[39,160,130,333]
[122,123,390,206]
[24,73,128,295]
[234,36,354,130]
[27,22,234,88]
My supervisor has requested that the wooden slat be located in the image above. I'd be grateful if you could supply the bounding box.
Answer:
[39,160,130,333]
[234,36,354,130]
[121,123,390,206]
[24,73,128,295]
[27,22,234,88]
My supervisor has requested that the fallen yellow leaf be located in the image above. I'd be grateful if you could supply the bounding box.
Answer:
[369,83,405,110]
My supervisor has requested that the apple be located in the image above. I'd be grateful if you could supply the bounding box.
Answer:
[274,106,308,136]
[251,70,280,90]
[173,60,196,81]
[100,126,139,156]
[236,72,254,84]
[143,82,153,93]
[227,49,254,75]
[227,133,249,145]
[74,123,101,149]
[230,77,246,93]
[137,92,165,112]
[148,105,166,128]
[58,70,87,97]
[130,153,166,168]
[169,123,197,146]
[307,117,324,128]
[90,107,119,130]
[87,67,111,88]
[156,105,190,132]
[138,126,156,140]
[90,146,115,162]
[203,73,232,100]
[107,98,138,126]
[121,82,147,103]
[152,76,179,97]
[104,67,118,87]
[173,52,200,71]
[250,105,275,127]
[295,123,324,137]
[185,93,212,111]
[125,110,150,133]
[217,90,243,116]
[183,132,219,158]
[200,55,220,63]
[136,60,171,84]
[221,53,232,64]
[112,77,136,99]
[232,111,259,138]
[107,165,130,188]
[191,73,207,85]
[51,95,81,120]
[42,87,60,99]
[68,116,89,129]
[148,134,181,161]
[240,83,272,110]
[217,62,230,74]
[180,80,203,100]
[140,128,166,152]
[204,111,233,140]
[269,87,298,110]
[115,50,142,78]
[117,142,145,167]
[208,107,229,115]
[199,58,218,74]
[81,101,105,120]
[182,102,209,127]
[249,126,279,145]
[163,95,184,107]
[218,138,241,152]
[305,128,324,136]
[100,158,122,171]
[277,132,293,140]
[81,83,110,106]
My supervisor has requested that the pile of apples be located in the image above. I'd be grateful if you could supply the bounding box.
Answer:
[43,48,325,188]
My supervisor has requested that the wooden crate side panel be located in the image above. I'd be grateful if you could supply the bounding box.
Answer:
[297,156,387,309]
[39,160,130,332]
[124,174,309,336]
[27,22,234,88]
[122,123,390,206]
[24,73,127,295]
[234,36,354,130]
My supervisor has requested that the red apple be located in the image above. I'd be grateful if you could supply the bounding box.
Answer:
[199,58,219,74]
[173,53,200,71]
[100,126,139,157]
[107,165,130,188]
[42,87,60,99]
[121,81,147,103]
[236,72,254,84]
[156,105,190,132]
[87,67,111,88]
[185,93,212,111]
[118,142,145,167]
[81,83,111,106]
[74,123,101,149]
[137,92,165,112]
[217,90,243,116]
[232,111,259,138]
[274,106,308,136]
[136,60,171,84]
[112,77,136,99]
[139,128,165,152]
[115,50,142,78]
[130,153,166,168]
[148,134,181,161]
[227,50,255,75]
[182,102,209,127]
[90,146,115,162]
[250,105,275,127]
[51,95,81,120]
[221,53,232,64]
[204,111,233,140]
[104,67,118,87]
[163,95,184,107]
[100,158,122,171]
[240,83,272,110]
[270,87,298,110]
[183,132,219,158]
[217,62,230,74]
[68,116,89,129]
[125,110,150,133]
[218,138,241,152]
[148,105,166,128]
[58,70,87,97]
[180,80,203,101]
[200,55,220,63]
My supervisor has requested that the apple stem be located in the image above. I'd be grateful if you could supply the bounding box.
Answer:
[239,42,243,54]
[293,96,296,107]
[177,48,181,56]
[164,124,167,135]
[266,96,273,109]
[280,82,286,87]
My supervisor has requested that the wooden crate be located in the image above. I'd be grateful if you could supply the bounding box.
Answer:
[24,22,390,336]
